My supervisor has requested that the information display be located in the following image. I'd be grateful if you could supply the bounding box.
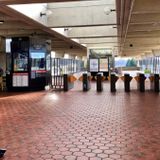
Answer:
[13,73,29,87]
[90,59,99,72]
[100,58,108,71]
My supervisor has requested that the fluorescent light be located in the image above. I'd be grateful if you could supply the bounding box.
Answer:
[64,54,69,59]
[51,51,56,58]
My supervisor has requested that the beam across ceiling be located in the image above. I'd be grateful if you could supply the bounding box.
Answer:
[68,35,118,39]
[50,23,117,28]
[79,37,118,44]
[130,13,160,24]
[47,3,116,28]
[47,0,118,50]
[116,0,135,55]
[66,26,117,39]
[0,0,88,5]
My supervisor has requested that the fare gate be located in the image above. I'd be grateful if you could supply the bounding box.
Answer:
[0,149,6,158]
[51,58,84,90]
[63,74,76,91]
[153,74,159,92]
[150,74,159,92]
[52,75,64,90]
[110,74,119,92]
[137,73,146,92]
[82,73,91,91]
[97,73,103,92]
[124,74,132,92]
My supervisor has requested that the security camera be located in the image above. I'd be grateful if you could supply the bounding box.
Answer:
[104,7,116,15]
[104,7,111,15]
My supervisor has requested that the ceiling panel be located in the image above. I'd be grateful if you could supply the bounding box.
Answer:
[120,0,160,56]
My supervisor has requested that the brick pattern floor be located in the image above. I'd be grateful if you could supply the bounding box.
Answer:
[0,81,160,160]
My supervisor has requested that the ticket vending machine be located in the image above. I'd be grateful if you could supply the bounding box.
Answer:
[6,37,50,91]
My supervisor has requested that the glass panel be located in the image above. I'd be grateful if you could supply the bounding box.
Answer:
[46,53,51,71]
[13,52,28,71]
[31,52,45,71]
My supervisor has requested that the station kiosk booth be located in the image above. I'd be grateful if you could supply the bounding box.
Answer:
[6,37,51,91]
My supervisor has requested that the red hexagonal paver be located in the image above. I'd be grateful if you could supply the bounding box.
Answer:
[0,81,160,160]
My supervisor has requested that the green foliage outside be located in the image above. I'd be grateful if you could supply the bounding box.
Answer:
[126,58,137,67]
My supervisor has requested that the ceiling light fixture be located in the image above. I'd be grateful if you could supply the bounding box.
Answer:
[104,7,116,15]
[40,10,52,17]
[0,20,4,24]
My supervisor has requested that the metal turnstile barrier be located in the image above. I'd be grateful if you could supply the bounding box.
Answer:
[137,73,146,92]
[150,74,159,92]
[124,74,132,92]
[97,73,103,92]
[110,74,119,92]
[64,74,77,91]
[0,149,6,158]
[82,73,91,91]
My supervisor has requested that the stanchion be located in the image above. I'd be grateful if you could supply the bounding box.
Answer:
[110,74,119,92]
[97,73,103,92]
[124,74,132,92]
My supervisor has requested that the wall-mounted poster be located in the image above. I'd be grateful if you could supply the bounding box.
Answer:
[100,58,108,71]
[90,59,99,72]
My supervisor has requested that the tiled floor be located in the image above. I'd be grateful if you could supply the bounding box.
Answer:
[0,81,160,160]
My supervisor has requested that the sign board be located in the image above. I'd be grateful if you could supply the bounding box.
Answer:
[89,59,99,72]
[100,58,108,71]
[13,73,29,87]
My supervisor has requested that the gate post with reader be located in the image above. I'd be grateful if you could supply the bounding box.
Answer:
[110,74,119,92]
[83,73,91,91]
[0,149,6,158]
[124,74,132,92]
[138,73,146,92]
[64,74,76,91]
[154,74,159,92]
[97,73,103,92]
[150,74,159,92]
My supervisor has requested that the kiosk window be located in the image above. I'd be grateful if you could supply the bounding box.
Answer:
[13,52,28,71]
[31,52,45,71]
